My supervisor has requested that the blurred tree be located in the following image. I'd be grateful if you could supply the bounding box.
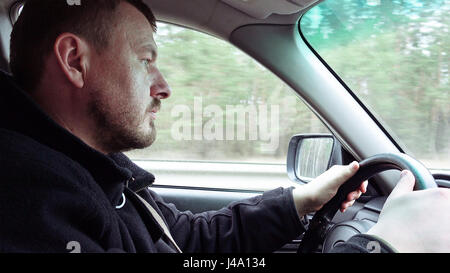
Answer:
[301,0,449,168]
[127,0,449,169]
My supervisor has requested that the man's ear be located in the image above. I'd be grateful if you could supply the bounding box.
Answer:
[53,33,89,89]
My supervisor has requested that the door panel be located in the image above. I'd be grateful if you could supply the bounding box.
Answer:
[150,184,301,253]
[150,186,261,213]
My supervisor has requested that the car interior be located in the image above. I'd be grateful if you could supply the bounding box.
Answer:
[0,0,449,253]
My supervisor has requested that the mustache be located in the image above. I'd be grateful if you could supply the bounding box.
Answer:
[148,99,161,112]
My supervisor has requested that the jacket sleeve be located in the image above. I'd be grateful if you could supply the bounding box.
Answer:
[0,160,122,253]
[141,186,306,253]
[330,234,397,253]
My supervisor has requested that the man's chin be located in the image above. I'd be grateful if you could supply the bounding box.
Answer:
[134,135,156,149]
[129,130,157,150]
[108,129,156,153]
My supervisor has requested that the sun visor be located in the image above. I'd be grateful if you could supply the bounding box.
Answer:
[220,0,319,19]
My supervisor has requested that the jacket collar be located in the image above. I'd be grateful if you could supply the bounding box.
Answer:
[0,70,155,206]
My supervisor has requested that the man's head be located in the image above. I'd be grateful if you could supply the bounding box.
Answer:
[10,0,171,154]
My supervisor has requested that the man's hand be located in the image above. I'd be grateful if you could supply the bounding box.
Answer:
[292,161,367,218]
[367,170,450,252]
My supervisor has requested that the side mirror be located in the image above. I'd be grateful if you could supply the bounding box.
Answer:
[287,134,345,184]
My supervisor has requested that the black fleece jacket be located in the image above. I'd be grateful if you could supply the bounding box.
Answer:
[0,70,393,253]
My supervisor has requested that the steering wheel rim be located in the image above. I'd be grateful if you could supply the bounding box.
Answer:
[297,152,437,253]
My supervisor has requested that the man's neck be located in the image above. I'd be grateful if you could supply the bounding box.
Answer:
[30,90,110,155]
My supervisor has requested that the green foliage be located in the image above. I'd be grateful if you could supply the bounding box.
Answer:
[128,24,329,163]
[301,0,449,168]
[128,0,449,169]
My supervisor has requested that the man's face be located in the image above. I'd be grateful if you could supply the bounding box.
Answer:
[84,2,170,153]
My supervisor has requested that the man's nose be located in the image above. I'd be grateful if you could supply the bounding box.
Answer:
[150,70,171,100]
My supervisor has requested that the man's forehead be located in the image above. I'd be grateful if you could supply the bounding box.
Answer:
[135,35,158,52]
[136,34,156,45]
[118,1,156,45]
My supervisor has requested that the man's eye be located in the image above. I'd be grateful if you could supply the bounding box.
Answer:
[142,59,151,68]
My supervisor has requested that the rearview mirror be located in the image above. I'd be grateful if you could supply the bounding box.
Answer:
[287,134,345,183]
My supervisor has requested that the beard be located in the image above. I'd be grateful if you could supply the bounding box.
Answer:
[87,87,160,154]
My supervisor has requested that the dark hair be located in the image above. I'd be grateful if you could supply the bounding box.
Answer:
[9,0,157,92]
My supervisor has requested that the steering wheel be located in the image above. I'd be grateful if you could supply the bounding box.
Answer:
[297,152,438,253]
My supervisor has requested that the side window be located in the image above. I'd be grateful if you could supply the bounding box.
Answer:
[125,23,330,189]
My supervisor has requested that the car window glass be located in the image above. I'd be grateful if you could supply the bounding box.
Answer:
[125,23,330,166]
[300,0,449,170]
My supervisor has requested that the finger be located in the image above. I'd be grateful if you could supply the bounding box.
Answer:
[386,170,415,202]
[348,199,356,207]
[341,199,356,212]
[323,161,360,189]
[360,180,368,193]
[348,161,360,177]
[347,190,362,201]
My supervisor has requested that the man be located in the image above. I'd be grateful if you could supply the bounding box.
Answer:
[0,0,448,253]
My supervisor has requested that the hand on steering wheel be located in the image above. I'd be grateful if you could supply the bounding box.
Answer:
[366,170,450,252]
[292,161,367,218]
[297,153,437,253]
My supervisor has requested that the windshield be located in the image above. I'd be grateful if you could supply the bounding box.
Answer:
[300,0,449,170]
